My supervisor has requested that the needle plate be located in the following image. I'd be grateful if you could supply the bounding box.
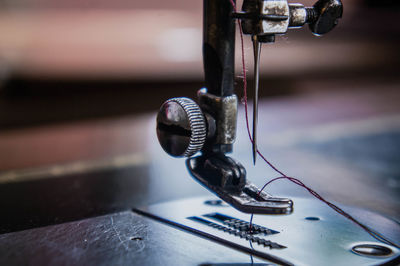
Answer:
[134,197,400,266]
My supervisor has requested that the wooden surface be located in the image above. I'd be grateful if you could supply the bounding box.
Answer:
[0,1,398,80]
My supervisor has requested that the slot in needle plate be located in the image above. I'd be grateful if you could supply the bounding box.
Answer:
[134,197,400,266]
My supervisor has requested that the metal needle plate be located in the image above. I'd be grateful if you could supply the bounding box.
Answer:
[134,197,400,266]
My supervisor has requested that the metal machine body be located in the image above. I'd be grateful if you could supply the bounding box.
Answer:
[153,1,400,263]
[156,0,343,214]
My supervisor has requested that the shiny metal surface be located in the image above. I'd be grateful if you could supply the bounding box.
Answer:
[135,196,400,266]
[156,97,206,157]
[352,244,394,257]
[0,211,268,266]
[252,35,261,165]
[308,0,343,35]
[238,0,343,41]
[187,155,293,214]
[240,0,290,36]
[198,89,238,147]
[288,3,307,27]
[203,0,235,97]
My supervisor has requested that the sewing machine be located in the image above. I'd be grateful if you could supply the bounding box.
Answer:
[156,0,344,215]
[145,0,400,264]
[1,1,400,265]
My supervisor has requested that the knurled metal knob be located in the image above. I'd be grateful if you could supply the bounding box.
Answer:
[307,0,343,35]
[156,97,207,157]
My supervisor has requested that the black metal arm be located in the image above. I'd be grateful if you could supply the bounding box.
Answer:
[203,0,236,97]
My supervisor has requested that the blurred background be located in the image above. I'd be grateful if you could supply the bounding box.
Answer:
[0,0,399,233]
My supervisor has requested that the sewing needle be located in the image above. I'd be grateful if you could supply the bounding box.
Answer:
[252,35,261,165]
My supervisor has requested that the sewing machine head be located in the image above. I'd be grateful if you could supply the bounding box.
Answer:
[236,0,343,39]
[156,0,343,215]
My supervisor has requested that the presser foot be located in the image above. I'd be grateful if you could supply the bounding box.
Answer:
[186,154,293,214]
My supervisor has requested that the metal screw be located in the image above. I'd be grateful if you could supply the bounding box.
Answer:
[156,98,207,157]
[307,0,343,35]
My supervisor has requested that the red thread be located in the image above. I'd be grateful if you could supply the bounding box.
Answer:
[229,0,399,248]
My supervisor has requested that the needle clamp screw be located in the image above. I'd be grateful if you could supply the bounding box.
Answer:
[307,0,343,35]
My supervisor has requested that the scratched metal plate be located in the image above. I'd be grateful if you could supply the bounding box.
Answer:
[134,196,400,266]
[0,211,272,265]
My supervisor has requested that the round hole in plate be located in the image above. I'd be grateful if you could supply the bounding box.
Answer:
[131,237,143,241]
[204,199,224,206]
[305,217,320,221]
[352,244,393,257]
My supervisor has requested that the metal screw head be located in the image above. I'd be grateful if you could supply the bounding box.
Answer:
[309,0,343,36]
[156,97,206,157]
[352,244,393,257]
